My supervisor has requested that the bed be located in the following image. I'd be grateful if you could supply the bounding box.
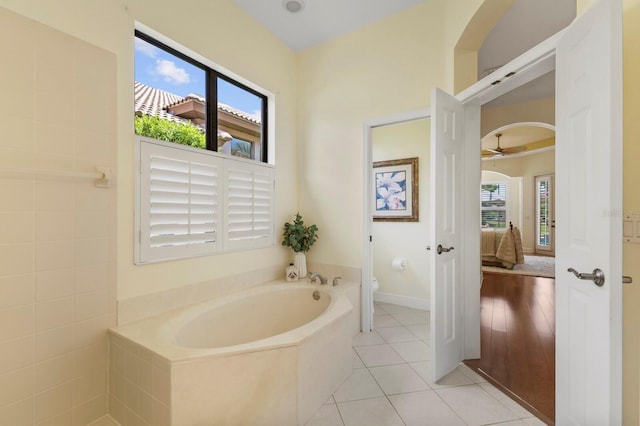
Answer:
[481,223,525,269]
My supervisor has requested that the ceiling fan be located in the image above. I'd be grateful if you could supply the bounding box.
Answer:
[482,133,527,157]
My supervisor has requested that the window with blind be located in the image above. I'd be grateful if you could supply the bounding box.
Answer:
[481,183,508,228]
[136,137,274,263]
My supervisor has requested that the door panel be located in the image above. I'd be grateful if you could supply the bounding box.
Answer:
[430,88,464,381]
[555,0,622,423]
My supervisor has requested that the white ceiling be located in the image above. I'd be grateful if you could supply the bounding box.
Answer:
[233,0,426,52]
[235,0,575,148]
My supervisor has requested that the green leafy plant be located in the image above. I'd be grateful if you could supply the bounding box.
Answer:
[282,213,318,253]
[135,114,206,149]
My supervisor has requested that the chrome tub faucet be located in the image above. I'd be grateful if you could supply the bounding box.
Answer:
[309,272,328,285]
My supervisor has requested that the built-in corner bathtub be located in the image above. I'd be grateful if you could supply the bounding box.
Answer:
[108,281,354,425]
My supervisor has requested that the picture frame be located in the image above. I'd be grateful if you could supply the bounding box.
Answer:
[372,157,419,222]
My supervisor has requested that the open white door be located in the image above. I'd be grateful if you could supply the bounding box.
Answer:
[555,0,622,423]
[430,88,465,381]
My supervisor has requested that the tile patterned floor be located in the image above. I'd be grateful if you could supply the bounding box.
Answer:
[305,302,547,426]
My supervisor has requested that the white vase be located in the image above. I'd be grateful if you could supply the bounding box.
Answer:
[294,252,307,278]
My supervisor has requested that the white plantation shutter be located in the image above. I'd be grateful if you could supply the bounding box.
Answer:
[224,161,275,250]
[139,139,223,262]
[136,137,275,263]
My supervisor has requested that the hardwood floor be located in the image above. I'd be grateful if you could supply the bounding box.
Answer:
[465,272,555,425]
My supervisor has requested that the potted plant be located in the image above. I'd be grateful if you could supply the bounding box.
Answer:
[282,213,318,278]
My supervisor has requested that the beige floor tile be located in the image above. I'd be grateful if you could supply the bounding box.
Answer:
[354,344,405,367]
[523,417,548,425]
[392,311,430,326]
[332,369,384,402]
[373,303,389,314]
[377,326,419,343]
[406,323,430,341]
[388,390,466,426]
[352,331,385,347]
[337,396,404,426]
[380,304,425,316]
[351,349,365,369]
[368,364,429,395]
[479,382,535,418]
[305,403,344,426]
[457,363,487,384]
[435,384,519,426]
[409,361,475,389]
[372,314,401,329]
[390,340,430,363]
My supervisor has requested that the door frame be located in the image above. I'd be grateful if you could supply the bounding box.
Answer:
[362,31,562,339]
[534,173,556,255]
[362,108,430,333]
[362,2,621,421]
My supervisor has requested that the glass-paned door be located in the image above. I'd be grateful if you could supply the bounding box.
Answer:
[535,174,554,254]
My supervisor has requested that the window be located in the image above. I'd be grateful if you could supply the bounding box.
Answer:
[134,31,268,162]
[133,29,274,263]
[136,137,275,263]
[535,175,554,250]
[481,183,507,228]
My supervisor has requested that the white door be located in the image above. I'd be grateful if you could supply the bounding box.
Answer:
[535,174,555,255]
[430,88,465,381]
[555,0,622,423]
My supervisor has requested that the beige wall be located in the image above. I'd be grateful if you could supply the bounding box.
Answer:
[299,0,640,423]
[0,9,117,424]
[481,97,555,136]
[0,0,299,304]
[372,119,430,304]
[482,150,555,253]
[0,0,298,423]
[297,0,463,269]
[0,0,637,423]
[622,1,640,423]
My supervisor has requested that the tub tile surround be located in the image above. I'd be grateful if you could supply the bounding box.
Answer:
[0,8,117,425]
[304,302,548,426]
[117,264,362,329]
[109,281,356,425]
[117,265,283,324]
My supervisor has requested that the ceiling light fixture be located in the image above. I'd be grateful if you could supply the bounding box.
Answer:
[283,0,305,13]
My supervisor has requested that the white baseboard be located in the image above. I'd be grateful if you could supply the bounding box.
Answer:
[373,291,429,311]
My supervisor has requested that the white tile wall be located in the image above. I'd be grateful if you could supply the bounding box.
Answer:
[0,8,116,425]
[108,335,171,426]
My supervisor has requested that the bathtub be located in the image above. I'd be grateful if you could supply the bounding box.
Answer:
[109,281,354,425]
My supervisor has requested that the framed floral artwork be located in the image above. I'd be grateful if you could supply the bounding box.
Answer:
[372,157,419,222]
